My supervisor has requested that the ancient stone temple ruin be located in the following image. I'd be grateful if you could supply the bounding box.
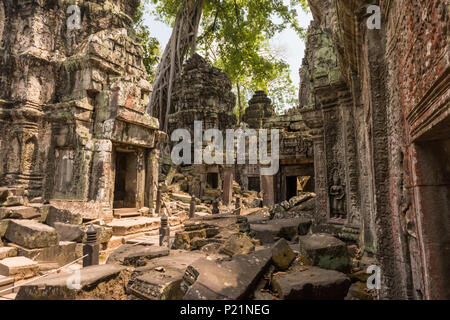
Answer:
[239,91,314,206]
[0,0,449,303]
[168,54,236,201]
[0,0,161,219]
[299,0,449,300]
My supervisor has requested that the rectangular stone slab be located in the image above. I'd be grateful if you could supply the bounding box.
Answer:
[0,275,14,297]
[272,267,351,300]
[107,217,181,236]
[16,264,126,300]
[5,220,59,249]
[8,241,82,266]
[0,256,39,281]
[0,247,18,260]
[182,249,273,300]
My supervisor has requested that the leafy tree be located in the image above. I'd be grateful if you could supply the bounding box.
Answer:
[133,3,162,82]
[147,0,308,129]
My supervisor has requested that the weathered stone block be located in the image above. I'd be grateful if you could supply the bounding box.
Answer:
[107,244,170,267]
[182,249,273,300]
[16,264,127,300]
[9,241,82,266]
[271,239,296,271]
[250,218,312,241]
[0,247,18,260]
[54,222,84,242]
[0,257,39,281]
[219,233,255,257]
[0,206,40,220]
[272,267,351,300]
[5,220,59,249]
[299,233,350,273]
[45,206,83,227]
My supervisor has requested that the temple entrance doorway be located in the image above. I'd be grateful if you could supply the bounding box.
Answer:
[113,151,137,209]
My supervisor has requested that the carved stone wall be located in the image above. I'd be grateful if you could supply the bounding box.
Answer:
[301,0,450,299]
[0,0,161,218]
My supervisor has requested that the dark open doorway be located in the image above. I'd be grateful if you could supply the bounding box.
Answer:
[248,176,261,192]
[114,151,137,209]
[286,176,298,200]
[206,172,219,189]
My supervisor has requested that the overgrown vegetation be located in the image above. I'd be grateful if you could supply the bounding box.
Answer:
[138,0,309,130]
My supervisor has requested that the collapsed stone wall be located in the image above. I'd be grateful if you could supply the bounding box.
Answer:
[300,0,449,299]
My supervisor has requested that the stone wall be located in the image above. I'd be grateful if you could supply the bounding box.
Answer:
[168,54,236,200]
[0,0,161,218]
[300,0,449,299]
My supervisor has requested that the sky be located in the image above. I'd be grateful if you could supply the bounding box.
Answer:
[142,2,313,89]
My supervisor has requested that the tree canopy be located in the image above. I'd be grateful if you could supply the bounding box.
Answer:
[141,0,309,127]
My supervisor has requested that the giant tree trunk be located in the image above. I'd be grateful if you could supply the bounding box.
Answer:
[148,0,204,133]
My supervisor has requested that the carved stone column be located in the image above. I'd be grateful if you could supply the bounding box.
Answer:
[222,166,234,206]
[302,109,328,225]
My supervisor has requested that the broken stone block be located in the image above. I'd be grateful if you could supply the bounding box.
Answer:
[174,229,207,250]
[45,206,83,227]
[128,268,184,300]
[0,247,18,260]
[82,225,113,244]
[16,264,128,300]
[0,256,39,281]
[345,282,373,300]
[9,241,82,266]
[219,233,255,257]
[106,244,170,267]
[0,219,10,238]
[271,239,296,271]
[54,222,84,242]
[5,220,59,249]
[2,196,24,207]
[0,275,14,297]
[272,267,351,300]
[171,193,192,204]
[250,218,312,241]
[182,249,273,300]
[201,243,222,255]
[127,251,206,300]
[0,206,40,220]
[298,233,350,273]
[288,193,315,208]
[289,198,316,212]
[107,217,160,236]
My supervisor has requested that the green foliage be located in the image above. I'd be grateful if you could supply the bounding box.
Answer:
[148,0,308,113]
[134,2,162,82]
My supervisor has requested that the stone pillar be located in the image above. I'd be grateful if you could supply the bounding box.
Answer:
[145,148,160,208]
[155,184,162,216]
[235,197,241,216]
[261,175,275,207]
[302,110,328,225]
[83,225,99,267]
[136,149,146,209]
[189,195,196,219]
[222,167,233,206]
[159,208,170,248]
[90,140,114,217]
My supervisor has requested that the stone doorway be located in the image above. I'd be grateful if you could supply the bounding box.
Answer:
[286,176,314,200]
[113,151,137,209]
[248,176,261,192]
[206,172,219,189]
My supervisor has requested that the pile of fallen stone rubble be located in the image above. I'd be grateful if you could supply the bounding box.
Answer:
[1,184,375,300]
